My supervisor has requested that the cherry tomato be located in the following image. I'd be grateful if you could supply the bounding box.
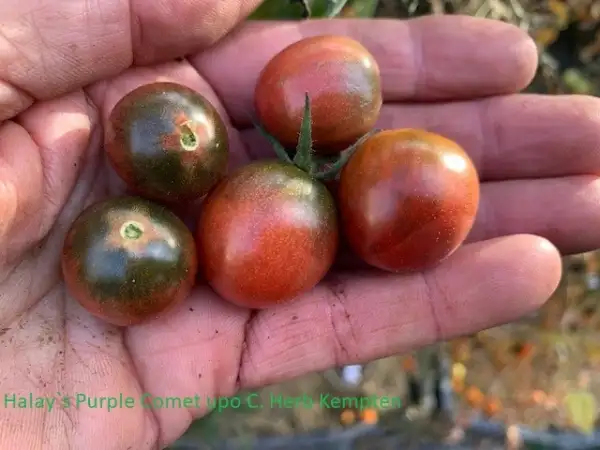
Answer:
[255,35,382,155]
[62,196,198,326]
[106,82,229,202]
[338,129,480,272]
[196,161,338,308]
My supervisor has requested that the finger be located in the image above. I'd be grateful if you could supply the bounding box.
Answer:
[0,94,95,287]
[236,234,561,387]
[0,0,262,120]
[86,59,252,180]
[125,290,250,446]
[471,176,600,255]
[191,15,537,127]
[243,94,600,180]
[376,94,600,180]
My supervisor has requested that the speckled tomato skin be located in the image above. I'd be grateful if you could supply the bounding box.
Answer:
[106,82,229,202]
[61,196,198,326]
[338,129,480,272]
[196,160,338,308]
[254,35,382,155]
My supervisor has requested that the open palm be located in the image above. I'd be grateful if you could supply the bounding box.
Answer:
[1,1,600,448]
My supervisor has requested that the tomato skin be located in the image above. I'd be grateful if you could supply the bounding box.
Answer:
[61,196,198,326]
[196,160,338,308]
[338,129,480,272]
[255,35,381,155]
[106,82,229,202]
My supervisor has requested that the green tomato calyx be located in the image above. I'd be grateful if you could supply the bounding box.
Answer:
[254,93,376,181]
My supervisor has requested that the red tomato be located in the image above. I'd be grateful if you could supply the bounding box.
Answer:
[338,129,480,272]
[196,161,338,308]
[255,35,382,155]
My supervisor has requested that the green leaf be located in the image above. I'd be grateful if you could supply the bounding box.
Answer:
[564,389,598,434]
[249,0,311,19]
[562,68,595,95]
[309,0,351,17]
[292,93,314,172]
[249,0,350,19]
[340,0,379,17]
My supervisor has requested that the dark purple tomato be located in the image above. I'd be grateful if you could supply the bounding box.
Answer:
[196,160,338,308]
[338,129,480,272]
[61,196,198,326]
[254,35,382,155]
[106,82,229,202]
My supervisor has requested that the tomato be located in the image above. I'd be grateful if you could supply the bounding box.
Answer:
[61,196,198,326]
[254,35,382,155]
[196,160,338,308]
[106,82,229,202]
[338,129,480,272]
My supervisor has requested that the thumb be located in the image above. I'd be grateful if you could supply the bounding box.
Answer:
[0,0,262,121]
[0,91,97,325]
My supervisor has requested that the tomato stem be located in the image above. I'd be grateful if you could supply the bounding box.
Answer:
[120,221,144,240]
[179,123,198,151]
[292,93,314,173]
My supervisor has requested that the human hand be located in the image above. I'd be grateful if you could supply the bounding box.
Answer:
[1,0,600,448]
